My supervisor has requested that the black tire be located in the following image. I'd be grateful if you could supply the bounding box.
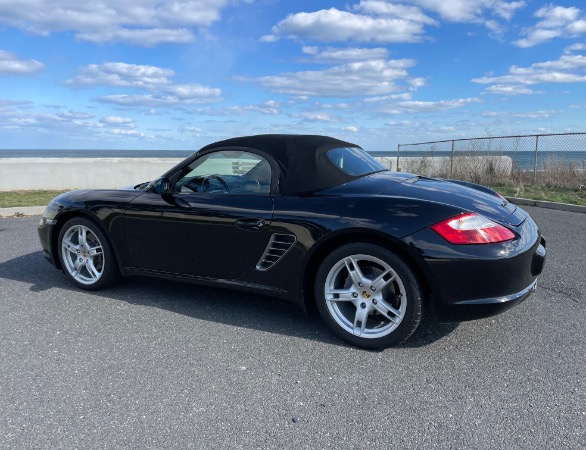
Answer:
[57,217,119,291]
[314,243,423,349]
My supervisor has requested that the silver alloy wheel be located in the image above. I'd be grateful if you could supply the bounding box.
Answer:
[61,224,105,285]
[324,254,407,339]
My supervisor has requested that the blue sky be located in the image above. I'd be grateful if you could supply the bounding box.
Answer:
[0,0,585,151]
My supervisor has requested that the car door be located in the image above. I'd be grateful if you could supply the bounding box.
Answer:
[124,150,274,280]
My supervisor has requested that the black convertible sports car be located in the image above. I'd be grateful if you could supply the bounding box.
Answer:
[38,134,546,349]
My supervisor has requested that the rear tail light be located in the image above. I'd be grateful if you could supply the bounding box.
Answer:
[430,212,515,245]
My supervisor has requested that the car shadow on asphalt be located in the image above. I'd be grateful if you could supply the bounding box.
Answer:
[0,251,459,349]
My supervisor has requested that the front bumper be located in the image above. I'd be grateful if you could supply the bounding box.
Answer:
[38,216,59,267]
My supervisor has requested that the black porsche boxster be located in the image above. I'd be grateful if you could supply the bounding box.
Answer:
[38,135,546,349]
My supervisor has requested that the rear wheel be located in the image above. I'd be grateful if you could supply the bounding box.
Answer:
[315,243,423,349]
[58,217,119,290]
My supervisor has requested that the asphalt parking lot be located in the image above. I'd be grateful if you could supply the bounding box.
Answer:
[0,206,584,449]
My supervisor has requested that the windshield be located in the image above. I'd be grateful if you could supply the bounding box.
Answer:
[327,147,385,176]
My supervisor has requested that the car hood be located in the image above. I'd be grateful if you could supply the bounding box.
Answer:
[381,174,523,226]
[48,188,144,209]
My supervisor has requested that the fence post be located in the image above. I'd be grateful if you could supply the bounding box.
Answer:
[533,135,539,184]
[450,140,455,178]
[397,144,401,172]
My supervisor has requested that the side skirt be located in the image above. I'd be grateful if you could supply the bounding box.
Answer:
[123,266,292,299]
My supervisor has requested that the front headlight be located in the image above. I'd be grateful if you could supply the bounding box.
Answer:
[40,200,62,224]
[39,216,57,226]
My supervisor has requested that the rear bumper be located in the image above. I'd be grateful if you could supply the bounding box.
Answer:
[435,278,538,322]
[403,212,546,323]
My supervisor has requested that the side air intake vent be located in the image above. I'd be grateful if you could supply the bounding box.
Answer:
[256,233,297,271]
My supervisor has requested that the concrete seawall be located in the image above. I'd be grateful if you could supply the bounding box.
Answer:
[0,158,183,191]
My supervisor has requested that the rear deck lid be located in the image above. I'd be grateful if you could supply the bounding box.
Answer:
[384,176,524,226]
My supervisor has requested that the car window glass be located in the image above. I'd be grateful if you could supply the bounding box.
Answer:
[174,151,271,195]
[327,147,385,176]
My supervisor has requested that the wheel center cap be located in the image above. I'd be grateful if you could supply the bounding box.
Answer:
[361,291,371,299]
[82,250,88,257]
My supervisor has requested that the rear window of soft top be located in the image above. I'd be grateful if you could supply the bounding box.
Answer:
[327,147,385,176]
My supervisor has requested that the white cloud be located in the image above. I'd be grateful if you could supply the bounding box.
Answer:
[0,50,44,75]
[97,93,219,107]
[179,126,203,134]
[355,1,437,24]
[387,119,425,127]
[0,107,103,134]
[484,85,541,95]
[67,62,222,106]
[385,120,456,130]
[343,125,359,132]
[362,93,414,102]
[384,119,460,137]
[396,98,480,113]
[193,100,281,116]
[66,62,174,88]
[0,0,230,46]
[160,84,221,99]
[261,8,431,43]
[107,129,142,136]
[311,101,352,109]
[0,99,171,144]
[408,77,426,89]
[100,115,134,125]
[472,54,586,86]
[294,112,336,122]
[249,59,418,97]
[0,99,32,107]
[0,108,99,130]
[565,43,586,53]
[521,54,586,71]
[77,28,195,46]
[511,110,553,119]
[311,93,480,117]
[263,1,522,45]
[484,19,506,38]
[481,110,553,119]
[513,5,586,47]
[301,46,389,62]
[402,0,525,22]
[57,110,95,120]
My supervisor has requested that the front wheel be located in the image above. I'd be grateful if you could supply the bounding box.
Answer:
[315,243,424,349]
[57,217,119,290]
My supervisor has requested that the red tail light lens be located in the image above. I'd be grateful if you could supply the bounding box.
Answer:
[430,212,515,245]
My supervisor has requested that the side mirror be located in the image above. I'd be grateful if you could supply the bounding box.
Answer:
[153,177,170,194]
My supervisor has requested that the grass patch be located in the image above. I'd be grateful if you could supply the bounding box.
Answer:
[489,184,586,206]
[0,190,69,208]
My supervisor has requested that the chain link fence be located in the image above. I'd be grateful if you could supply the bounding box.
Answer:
[382,132,586,191]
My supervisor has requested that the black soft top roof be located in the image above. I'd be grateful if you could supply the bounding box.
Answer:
[199,134,361,194]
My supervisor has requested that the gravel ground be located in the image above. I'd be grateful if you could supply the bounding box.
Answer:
[0,206,584,449]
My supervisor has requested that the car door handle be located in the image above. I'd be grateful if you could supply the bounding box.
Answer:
[235,218,265,231]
